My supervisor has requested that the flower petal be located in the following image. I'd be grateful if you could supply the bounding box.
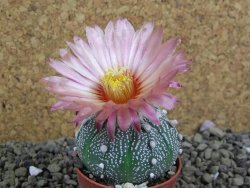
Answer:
[42,76,99,100]
[169,81,181,88]
[128,22,154,74]
[49,58,98,85]
[117,107,132,131]
[129,109,141,133]
[61,52,100,83]
[104,21,119,70]
[85,26,111,71]
[95,119,104,132]
[134,26,163,77]
[139,37,181,81]
[147,93,177,110]
[114,18,135,67]
[107,111,117,140]
[140,102,160,125]
[96,102,117,123]
[72,107,95,124]
[67,39,104,77]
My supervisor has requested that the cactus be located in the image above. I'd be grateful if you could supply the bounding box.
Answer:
[76,109,181,185]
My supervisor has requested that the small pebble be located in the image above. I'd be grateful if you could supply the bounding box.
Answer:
[29,166,43,176]
[200,120,215,132]
[202,173,212,183]
[208,127,225,138]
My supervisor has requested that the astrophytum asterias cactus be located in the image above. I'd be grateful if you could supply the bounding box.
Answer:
[76,109,181,184]
[42,18,190,186]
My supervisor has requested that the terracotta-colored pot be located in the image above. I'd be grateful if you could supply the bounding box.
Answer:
[76,157,182,188]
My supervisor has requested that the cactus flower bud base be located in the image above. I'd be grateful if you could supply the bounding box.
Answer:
[76,110,181,186]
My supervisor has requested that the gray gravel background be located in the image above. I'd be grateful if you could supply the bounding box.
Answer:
[0,124,249,188]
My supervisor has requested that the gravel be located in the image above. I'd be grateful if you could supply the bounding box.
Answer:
[0,123,249,188]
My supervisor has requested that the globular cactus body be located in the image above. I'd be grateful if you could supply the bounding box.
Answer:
[76,110,181,184]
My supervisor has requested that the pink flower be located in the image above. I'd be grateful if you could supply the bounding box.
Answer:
[42,18,191,139]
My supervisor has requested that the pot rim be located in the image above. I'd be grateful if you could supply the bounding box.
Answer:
[76,157,182,188]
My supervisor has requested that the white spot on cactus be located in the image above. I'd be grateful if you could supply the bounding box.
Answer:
[149,140,156,149]
[168,171,175,176]
[162,109,167,114]
[178,134,183,141]
[100,174,104,179]
[144,123,151,131]
[73,147,77,151]
[124,183,135,188]
[169,120,178,127]
[100,145,108,153]
[179,148,183,154]
[99,163,104,169]
[149,173,155,178]
[151,158,157,165]
[89,174,93,179]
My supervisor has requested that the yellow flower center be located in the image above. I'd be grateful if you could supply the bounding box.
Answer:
[101,67,135,104]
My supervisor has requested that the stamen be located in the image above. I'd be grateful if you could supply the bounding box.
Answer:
[101,67,135,104]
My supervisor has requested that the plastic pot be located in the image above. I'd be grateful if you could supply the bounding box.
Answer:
[76,157,182,188]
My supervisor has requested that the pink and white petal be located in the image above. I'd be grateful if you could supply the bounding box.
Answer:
[50,101,69,111]
[128,22,154,74]
[86,26,112,71]
[96,103,117,123]
[48,59,94,85]
[51,98,102,112]
[105,21,119,70]
[61,53,100,83]
[169,81,181,88]
[107,111,117,140]
[45,76,95,93]
[136,77,160,98]
[136,54,176,96]
[135,27,163,76]
[45,84,96,100]
[161,51,191,76]
[42,76,99,99]
[95,119,104,132]
[66,41,98,77]
[129,109,141,133]
[59,48,68,57]
[67,40,104,77]
[117,107,132,131]
[147,93,177,110]
[139,50,189,97]
[58,96,104,107]
[154,61,191,93]
[127,99,145,110]
[114,18,135,67]
[139,37,181,81]
[72,107,96,124]
[139,102,160,125]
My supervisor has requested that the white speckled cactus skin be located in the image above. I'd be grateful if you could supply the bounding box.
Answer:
[76,109,181,185]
